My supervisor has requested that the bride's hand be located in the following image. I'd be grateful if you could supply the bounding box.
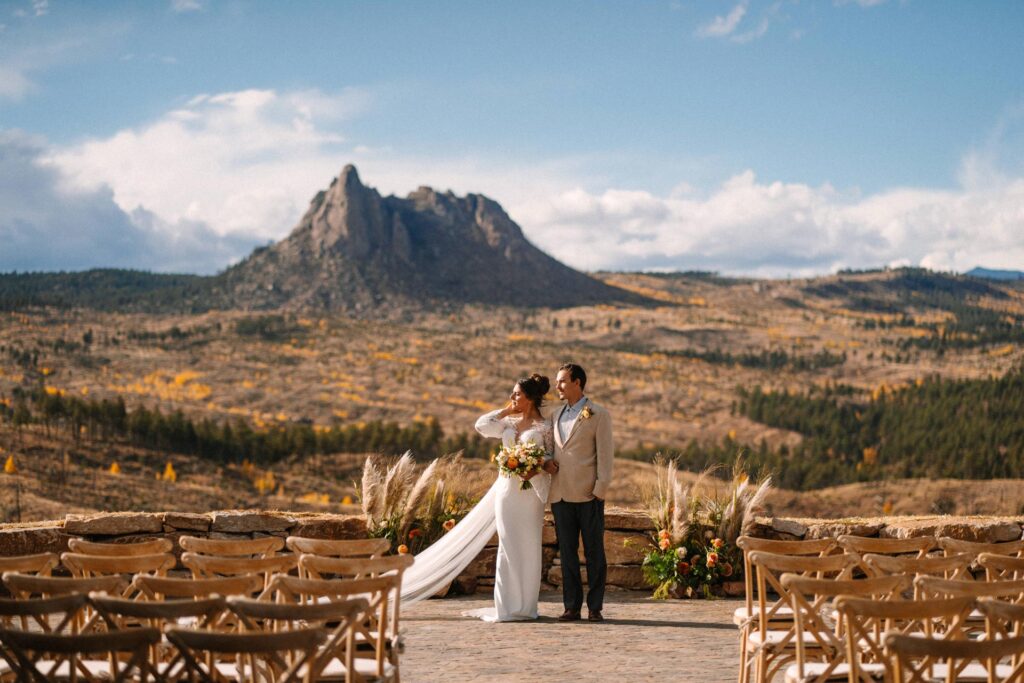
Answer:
[522,470,537,481]
[497,400,521,419]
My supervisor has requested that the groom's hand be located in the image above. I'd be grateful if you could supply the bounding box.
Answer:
[542,460,559,474]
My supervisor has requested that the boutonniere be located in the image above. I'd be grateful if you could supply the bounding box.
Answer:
[579,405,594,420]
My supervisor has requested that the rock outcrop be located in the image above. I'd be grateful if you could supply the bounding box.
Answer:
[222,165,644,312]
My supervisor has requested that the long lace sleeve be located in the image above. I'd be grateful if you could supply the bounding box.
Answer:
[542,419,554,460]
[475,409,509,439]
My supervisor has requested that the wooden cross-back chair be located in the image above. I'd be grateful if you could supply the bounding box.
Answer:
[980,553,1024,582]
[262,574,404,683]
[885,631,1024,683]
[0,626,162,683]
[180,552,297,589]
[89,592,229,680]
[834,596,975,683]
[862,552,973,586]
[780,574,910,683]
[979,598,1024,640]
[2,573,128,634]
[744,551,859,683]
[179,535,284,558]
[68,537,174,557]
[166,625,327,683]
[733,537,836,683]
[0,593,87,635]
[227,596,370,683]
[296,554,413,581]
[915,576,1024,636]
[0,552,60,576]
[939,537,1024,560]
[286,537,391,564]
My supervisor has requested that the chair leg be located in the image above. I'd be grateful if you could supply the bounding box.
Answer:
[738,628,750,683]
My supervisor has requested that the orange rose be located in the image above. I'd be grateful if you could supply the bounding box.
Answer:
[658,529,671,540]
[507,457,519,469]
[443,519,456,531]
[707,551,719,567]
[712,538,724,549]
[397,544,409,555]
[659,537,671,550]
[408,529,421,539]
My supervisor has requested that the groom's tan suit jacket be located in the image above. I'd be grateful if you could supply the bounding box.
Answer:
[547,398,614,503]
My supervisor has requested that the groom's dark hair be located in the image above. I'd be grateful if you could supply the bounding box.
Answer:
[558,362,587,391]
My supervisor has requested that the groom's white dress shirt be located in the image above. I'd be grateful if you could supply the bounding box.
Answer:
[557,396,586,443]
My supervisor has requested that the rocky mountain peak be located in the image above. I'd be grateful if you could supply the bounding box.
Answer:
[223,164,644,312]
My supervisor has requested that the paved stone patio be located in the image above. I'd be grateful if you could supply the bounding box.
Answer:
[401,591,742,682]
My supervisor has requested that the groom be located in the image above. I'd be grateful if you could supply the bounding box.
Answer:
[544,362,614,622]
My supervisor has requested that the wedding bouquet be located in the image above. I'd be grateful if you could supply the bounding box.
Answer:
[493,442,546,490]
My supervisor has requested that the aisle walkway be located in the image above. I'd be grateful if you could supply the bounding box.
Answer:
[401,591,741,682]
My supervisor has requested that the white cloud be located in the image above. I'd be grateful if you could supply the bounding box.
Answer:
[697,2,748,38]
[523,167,1024,276]
[170,0,202,12]
[0,64,32,100]
[0,131,259,274]
[32,87,1024,279]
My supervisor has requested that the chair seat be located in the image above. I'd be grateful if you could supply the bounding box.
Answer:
[930,662,1015,681]
[748,630,832,651]
[785,661,886,683]
[733,605,794,626]
[317,657,398,682]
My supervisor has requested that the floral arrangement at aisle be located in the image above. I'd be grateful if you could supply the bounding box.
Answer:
[359,451,475,555]
[641,458,771,599]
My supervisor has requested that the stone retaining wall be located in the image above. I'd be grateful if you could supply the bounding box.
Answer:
[3,511,1023,595]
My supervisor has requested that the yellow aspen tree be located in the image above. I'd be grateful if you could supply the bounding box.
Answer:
[3,455,16,474]
[163,462,177,483]
[109,462,121,475]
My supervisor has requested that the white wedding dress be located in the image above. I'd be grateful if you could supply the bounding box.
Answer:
[399,409,552,623]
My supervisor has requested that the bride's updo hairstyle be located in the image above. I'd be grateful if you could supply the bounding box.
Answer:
[517,373,550,410]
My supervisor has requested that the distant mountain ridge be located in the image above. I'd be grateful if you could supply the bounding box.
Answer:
[220,165,642,311]
[966,267,1024,281]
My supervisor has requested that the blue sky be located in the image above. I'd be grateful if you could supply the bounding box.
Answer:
[2,0,1023,275]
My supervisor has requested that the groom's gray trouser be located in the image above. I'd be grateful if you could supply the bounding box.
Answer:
[551,498,606,613]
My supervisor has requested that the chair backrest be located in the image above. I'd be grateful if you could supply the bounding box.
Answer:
[90,591,228,628]
[286,536,390,559]
[885,631,1024,683]
[939,537,1024,559]
[179,535,284,557]
[0,552,60,576]
[261,573,400,681]
[3,572,127,598]
[227,596,369,682]
[181,552,298,587]
[781,574,910,682]
[60,552,176,580]
[746,550,858,659]
[835,595,975,681]
[980,553,1024,582]
[67,537,174,556]
[297,553,414,580]
[166,625,326,683]
[0,593,88,633]
[130,573,264,600]
[863,552,972,584]
[837,535,936,557]
[978,598,1024,639]
[915,576,1024,601]
[0,626,161,683]
[735,536,835,620]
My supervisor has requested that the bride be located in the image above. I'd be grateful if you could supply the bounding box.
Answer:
[399,373,552,622]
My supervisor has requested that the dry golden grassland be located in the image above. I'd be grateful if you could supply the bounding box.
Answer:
[2,270,1023,521]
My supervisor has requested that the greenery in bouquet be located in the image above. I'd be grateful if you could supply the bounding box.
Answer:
[640,457,770,599]
[492,441,545,490]
[358,451,475,555]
